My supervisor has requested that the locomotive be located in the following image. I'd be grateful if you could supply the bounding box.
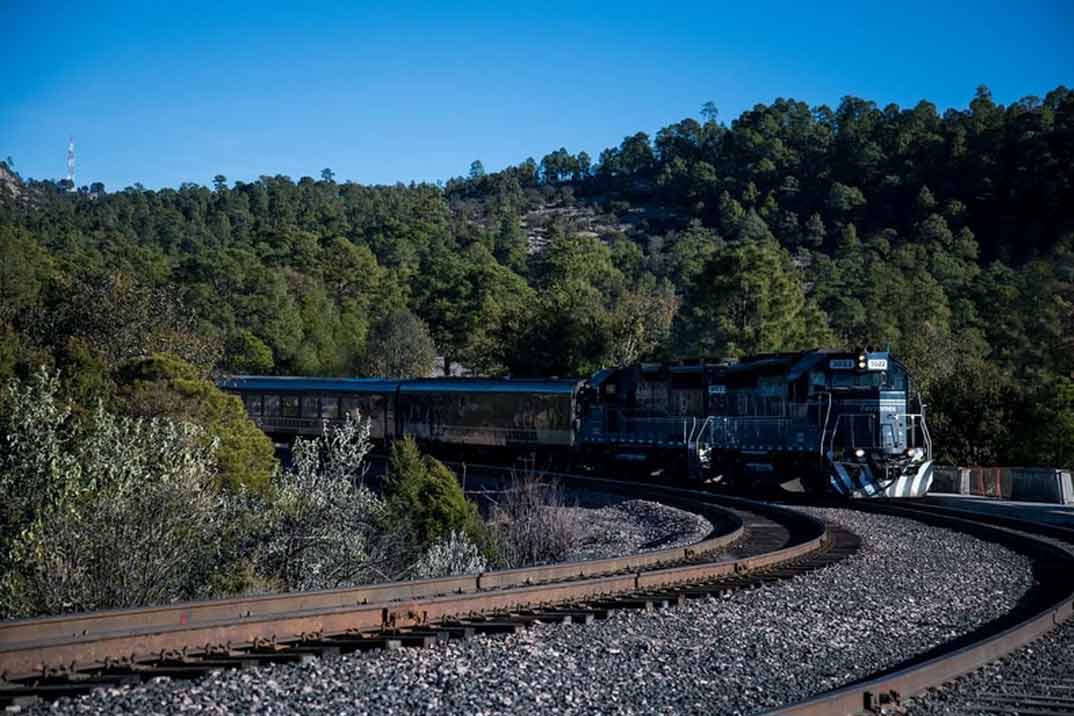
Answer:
[219,349,934,498]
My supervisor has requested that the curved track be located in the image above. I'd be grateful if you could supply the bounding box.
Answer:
[0,476,848,708]
[764,499,1074,716]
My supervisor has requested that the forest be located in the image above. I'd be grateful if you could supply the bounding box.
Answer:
[1,85,1072,469]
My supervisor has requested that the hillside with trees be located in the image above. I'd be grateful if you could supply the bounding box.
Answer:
[0,85,1071,467]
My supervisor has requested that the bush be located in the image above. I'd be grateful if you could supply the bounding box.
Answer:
[413,531,487,578]
[113,353,278,492]
[383,437,486,552]
[489,474,581,568]
[254,413,389,592]
[0,372,503,615]
[0,370,228,618]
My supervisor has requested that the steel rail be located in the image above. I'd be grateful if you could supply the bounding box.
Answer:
[0,466,775,648]
[761,500,1074,716]
[0,494,734,647]
[0,481,825,683]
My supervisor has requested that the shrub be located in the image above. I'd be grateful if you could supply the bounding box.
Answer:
[383,437,486,552]
[0,369,228,618]
[254,413,388,592]
[489,473,582,568]
[413,531,487,579]
[113,353,277,492]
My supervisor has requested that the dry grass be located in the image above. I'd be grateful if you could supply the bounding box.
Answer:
[488,472,583,568]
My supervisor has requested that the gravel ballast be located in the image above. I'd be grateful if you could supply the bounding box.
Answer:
[902,599,1074,715]
[563,499,713,561]
[23,508,1036,716]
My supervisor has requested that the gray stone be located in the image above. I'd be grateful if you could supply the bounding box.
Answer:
[25,508,1034,715]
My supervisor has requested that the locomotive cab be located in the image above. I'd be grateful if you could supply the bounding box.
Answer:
[688,349,934,498]
[813,351,933,497]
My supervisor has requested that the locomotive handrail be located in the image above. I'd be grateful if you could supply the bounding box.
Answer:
[597,414,695,445]
[688,415,714,446]
[901,413,933,459]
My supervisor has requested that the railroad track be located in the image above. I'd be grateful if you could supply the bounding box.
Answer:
[764,499,1074,716]
[0,478,850,709]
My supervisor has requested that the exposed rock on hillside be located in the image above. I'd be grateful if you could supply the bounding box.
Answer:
[0,163,22,199]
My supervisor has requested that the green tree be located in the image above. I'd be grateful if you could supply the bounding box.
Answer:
[914,185,937,215]
[383,437,485,550]
[504,278,609,376]
[362,309,436,378]
[827,182,866,215]
[682,239,834,357]
[226,330,274,373]
[1017,376,1074,468]
[113,353,278,492]
[605,282,679,366]
[700,101,719,124]
[803,213,826,249]
[928,354,1020,465]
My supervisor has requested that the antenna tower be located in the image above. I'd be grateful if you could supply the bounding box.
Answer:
[66,137,76,188]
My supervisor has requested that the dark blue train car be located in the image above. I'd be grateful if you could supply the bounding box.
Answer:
[397,379,582,450]
[217,376,400,443]
[219,376,583,463]
[220,348,932,498]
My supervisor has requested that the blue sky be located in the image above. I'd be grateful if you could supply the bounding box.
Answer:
[3,1,1072,190]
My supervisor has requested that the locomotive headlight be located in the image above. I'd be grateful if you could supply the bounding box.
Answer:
[857,352,867,369]
[854,448,866,458]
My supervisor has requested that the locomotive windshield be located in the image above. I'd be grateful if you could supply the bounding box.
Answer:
[823,364,906,390]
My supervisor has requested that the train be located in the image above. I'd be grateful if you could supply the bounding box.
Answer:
[219,349,935,498]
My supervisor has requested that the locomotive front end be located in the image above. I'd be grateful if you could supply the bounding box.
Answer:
[822,351,934,498]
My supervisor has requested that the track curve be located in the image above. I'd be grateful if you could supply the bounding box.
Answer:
[0,475,842,707]
[763,500,1074,716]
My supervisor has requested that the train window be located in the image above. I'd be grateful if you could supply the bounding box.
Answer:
[302,396,320,418]
[281,395,299,418]
[342,397,363,418]
[811,372,826,388]
[244,394,262,416]
[830,371,904,389]
[885,366,907,391]
[832,373,856,387]
[264,395,280,417]
[321,396,339,419]
[857,372,883,387]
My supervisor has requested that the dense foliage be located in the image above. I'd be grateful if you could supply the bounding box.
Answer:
[383,437,487,551]
[112,353,277,491]
[1,85,1072,466]
[252,413,389,592]
[0,376,495,617]
[0,370,229,617]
